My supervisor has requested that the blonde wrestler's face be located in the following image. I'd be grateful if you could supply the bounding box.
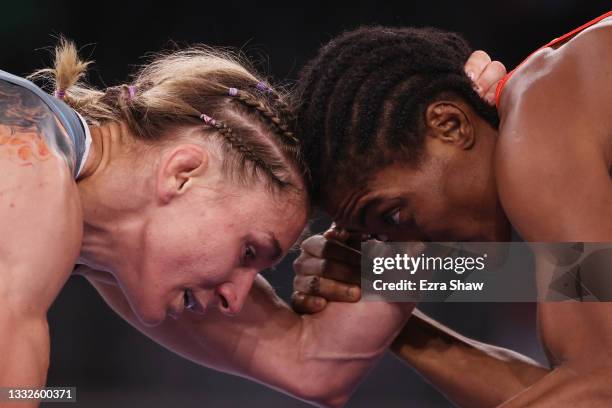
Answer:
[117,139,308,327]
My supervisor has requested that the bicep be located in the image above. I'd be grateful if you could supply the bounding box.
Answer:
[0,310,50,387]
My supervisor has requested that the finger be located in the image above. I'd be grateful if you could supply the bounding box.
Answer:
[301,235,361,267]
[323,222,338,238]
[293,253,322,276]
[323,227,350,242]
[475,60,506,104]
[291,291,327,314]
[366,240,427,263]
[324,228,369,252]
[483,86,498,106]
[293,275,361,302]
[293,256,361,284]
[464,50,492,89]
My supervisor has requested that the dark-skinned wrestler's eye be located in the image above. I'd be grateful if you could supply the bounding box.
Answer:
[383,208,401,226]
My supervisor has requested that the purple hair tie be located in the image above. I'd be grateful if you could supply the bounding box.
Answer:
[54,89,66,99]
[127,85,137,100]
[200,113,216,126]
[228,87,238,96]
[256,82,273,93]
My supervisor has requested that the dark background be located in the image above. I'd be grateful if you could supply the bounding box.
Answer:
[2,1,608,407]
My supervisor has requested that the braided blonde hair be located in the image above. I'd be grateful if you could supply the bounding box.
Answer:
[29,37,306,191]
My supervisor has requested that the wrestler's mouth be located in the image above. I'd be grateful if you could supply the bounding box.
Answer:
[167,290,203,319]
[176,289,229,317]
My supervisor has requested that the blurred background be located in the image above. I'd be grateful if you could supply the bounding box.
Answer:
[2,0,608,406]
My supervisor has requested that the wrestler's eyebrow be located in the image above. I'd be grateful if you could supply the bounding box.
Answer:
[267,233,283,262]
[357,198,381,228]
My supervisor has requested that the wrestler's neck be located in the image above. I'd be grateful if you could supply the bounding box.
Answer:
[75,121,151,273]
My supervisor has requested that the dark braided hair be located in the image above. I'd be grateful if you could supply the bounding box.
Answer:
[294,26,499,204]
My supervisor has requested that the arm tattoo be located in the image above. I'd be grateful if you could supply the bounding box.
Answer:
[0,80,76,171]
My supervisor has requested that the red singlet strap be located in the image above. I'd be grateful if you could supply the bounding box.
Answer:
[495,11,612,107]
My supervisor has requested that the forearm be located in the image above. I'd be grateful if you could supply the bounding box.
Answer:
[499,361,612,407]
[0,312,49,408]
[84,271,413,407]
[184,297,413,407]
[392,309,548,408]
[290,300,414,406]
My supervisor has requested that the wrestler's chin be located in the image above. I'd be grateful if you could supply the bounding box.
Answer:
[132,304,167,328]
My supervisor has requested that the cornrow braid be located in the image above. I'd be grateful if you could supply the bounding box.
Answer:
[228,85,298,144]
[294,26,499,203]
[197,113,290,188]
[297,33,420,162]
[30,39,307,195]
[261,84,298,137]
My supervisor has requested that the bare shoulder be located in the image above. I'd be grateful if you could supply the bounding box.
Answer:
[500,16,612,130]
[0,83,82,315]
[494,19,612,241]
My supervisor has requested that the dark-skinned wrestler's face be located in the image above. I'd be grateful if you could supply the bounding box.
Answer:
[325,98,511,242]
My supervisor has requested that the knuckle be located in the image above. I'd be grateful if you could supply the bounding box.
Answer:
[291,290,303,302]
[326,277,339,290]
[308,275,321,295]
[295,277,312,294]
[300,234,320,250]
[472,49,491,61]
[293,256,304,272]
[343,285,354,300]
[351,287,362,301]
[334,282,351,297]
[291,294,309,313]
[306,296,321,308]
[491,60,507,73]
[491,60,505,69]
[293,252,311,268]
[301,235,317,246]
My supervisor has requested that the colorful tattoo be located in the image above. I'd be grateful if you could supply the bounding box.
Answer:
[0,80,75,170]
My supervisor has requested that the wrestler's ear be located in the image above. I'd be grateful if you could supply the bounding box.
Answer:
[157,144,208,204]
[425,100,475,150]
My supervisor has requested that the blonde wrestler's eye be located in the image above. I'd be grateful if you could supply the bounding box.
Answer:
[242,244,257,263]
[383,208,401,225]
